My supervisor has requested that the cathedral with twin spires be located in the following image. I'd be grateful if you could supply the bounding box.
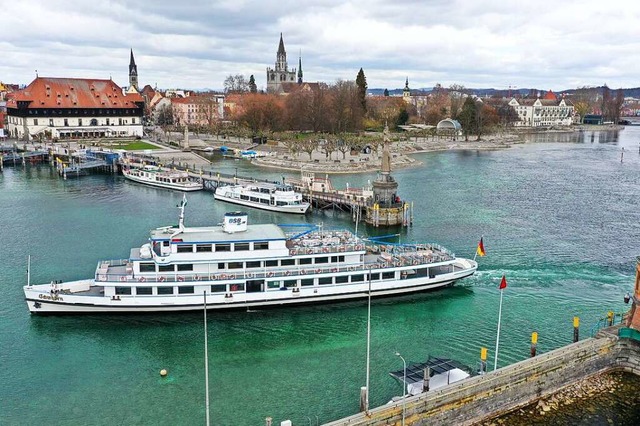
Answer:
[266,33,302,93]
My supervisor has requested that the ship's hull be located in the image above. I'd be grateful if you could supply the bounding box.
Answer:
[24,260,476,314]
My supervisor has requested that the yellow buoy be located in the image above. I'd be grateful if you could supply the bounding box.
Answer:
[160,369,168,377]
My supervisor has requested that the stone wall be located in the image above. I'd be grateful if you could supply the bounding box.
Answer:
[325,334,640,426]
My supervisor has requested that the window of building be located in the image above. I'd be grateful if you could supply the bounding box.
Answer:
[178,286,194,294]
[158,287,174,295]
[234,243,249,251]
[33,119,38,125]
[281,259,295,266]
[267,280,281,289]
[318,277,333,285]
[158,264,174,272]
[368,272,380,281]
[115,287,132,295]
[177,264,193,271]
[382,271,395,280]
[211,284,226,293]
[49,119,54,126]
[299,258,312,265]
[284,280,297,288]
[78,118,82,126]
[196,244,212,252]
[265,260,278,267]
[136,287,152,295]
[215,243,231,252]
[315,257,329,264]
[246,261,261,269]
[351,274,365,282]
[253,242,269,250]
[64,119,68,126]
[228,262,243,269]
[301,278,314,287]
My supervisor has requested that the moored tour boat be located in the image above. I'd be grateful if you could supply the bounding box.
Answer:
[214,182,310,214]
[122,164,203,192]
[24,196,477,314]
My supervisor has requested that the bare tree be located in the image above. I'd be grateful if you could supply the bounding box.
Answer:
[299,139,317,160]
[224,75,249,94]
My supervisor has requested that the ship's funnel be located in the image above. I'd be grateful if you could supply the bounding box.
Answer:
[223,212,248,233]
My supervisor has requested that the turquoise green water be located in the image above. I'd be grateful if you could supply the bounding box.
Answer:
[1,129,639,425]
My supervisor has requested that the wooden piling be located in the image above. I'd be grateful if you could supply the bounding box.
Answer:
[573,316,580,343]
[530,332,538,357]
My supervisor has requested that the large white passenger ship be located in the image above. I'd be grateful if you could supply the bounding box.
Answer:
[24,197,477,314]
[122,165,203,192]
[214,182,310,214]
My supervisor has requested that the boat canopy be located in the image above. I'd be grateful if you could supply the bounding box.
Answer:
[389,356,472,385]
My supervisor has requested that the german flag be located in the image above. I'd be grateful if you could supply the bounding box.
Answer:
[476,237,486,257]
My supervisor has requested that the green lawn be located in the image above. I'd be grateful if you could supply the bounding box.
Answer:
[106,141,161,150]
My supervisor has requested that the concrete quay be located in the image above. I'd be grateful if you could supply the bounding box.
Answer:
[324,328,640,426]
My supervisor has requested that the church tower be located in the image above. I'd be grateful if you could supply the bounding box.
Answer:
[297,52,303,84]
[266,34,297,93]
[129,49,138,91]
[402,77,411,103]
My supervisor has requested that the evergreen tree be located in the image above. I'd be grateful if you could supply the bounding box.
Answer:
[458,97,478,141]
[383,88,389,97]
[356,68,367,112]
[249,75,257,93]
[396,108,409,127]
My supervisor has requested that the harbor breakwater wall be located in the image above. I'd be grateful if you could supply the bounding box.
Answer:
[325,332,640,426]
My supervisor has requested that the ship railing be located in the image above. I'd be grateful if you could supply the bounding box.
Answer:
[99,254,460,284]
[289,243,365,256]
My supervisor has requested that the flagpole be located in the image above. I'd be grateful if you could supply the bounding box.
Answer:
[494,288,504,371]
[473,235,484,261]
[204,291,211,426]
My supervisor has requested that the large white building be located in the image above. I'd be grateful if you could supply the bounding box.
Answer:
[508,93,574,127]
[6,77,144,140]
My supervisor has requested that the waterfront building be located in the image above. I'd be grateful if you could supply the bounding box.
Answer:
[266,33,298,93]
[170,94,225,127]
[507,93,574,127]
[6,77,144,140]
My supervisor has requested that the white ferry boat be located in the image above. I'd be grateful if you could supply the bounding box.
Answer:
[122,165,203,192]
[23,197,477,314]
[214,182,310,214]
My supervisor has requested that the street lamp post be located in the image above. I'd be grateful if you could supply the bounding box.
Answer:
[395,352,406,426]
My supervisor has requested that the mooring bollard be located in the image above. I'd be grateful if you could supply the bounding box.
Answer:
[530,332,538,357]
[423,366,431,392]
[359,386,367,412]
[479,347,487,375]
[573,316,580,343]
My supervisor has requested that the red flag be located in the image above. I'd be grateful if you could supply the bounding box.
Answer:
[499,275,507,290]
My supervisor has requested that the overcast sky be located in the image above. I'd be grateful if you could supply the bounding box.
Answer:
[1,0,638,92]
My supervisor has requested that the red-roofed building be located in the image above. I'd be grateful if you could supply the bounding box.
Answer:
[507,96,574,127]
[543,90,557,101]
[170,95,224,127]
[6,77,144,140]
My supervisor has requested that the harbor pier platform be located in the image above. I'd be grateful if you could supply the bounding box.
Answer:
[326,326,640,425]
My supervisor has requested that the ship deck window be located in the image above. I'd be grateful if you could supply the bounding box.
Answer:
[218,262,225,269]
[215,244,231,252]
[330,255,345,262]
[230,283,245,292]
[318,277,332,285]
[234,243,250,251]
[382,271,395,280]
[368,273,380,281]
[136,286,152,295]
[281,259,295,266]
[178,286,194,294]
[351,274,365,282]
[246,261,261,268]
[228,262,243,269]
[177,264,193,271]
[211,284,226,293]
[301,278,314,287]
[177,245,193,253]
[265,260,278,267]
[315,257,329,264]
[254,242,269,250]
[299,258,312,265]
[284,280,297,287]
[158,264,174,272]
[267,280,281,289]
[115,287,132,295]
[335,275,349,284]
[158,287,174,295]
[139,263,155,272]
[196,244,213,252]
